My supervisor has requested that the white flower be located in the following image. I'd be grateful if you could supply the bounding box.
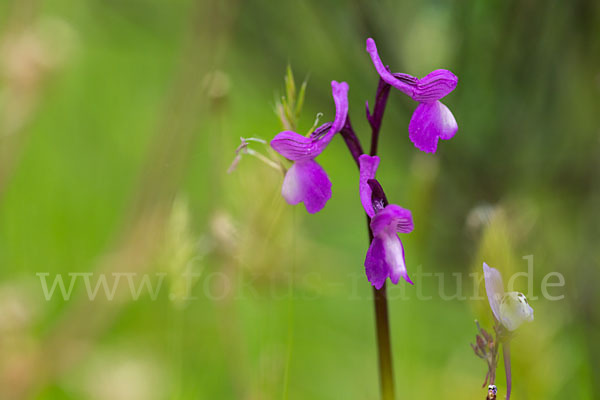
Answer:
[483,262,534,331]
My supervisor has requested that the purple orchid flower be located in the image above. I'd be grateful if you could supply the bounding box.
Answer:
[359,154,414,289]
[270,81,349,213]
[366,38,458,153]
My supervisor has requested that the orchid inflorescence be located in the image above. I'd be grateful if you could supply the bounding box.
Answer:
[234,37,534,399]
[270,38,458,290]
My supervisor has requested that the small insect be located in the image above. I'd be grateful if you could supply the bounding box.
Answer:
[486,384,497,400]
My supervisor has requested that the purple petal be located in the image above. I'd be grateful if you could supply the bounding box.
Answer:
[365,235,412,289]
[308,122,333,141]
[483,262,504,323]
[366,38,414,97]
[370,204,414,236]
[359,154,380,218]
[365,238,388,290]
[412,70,458,103]
[390,72,419,86]
[330,80,349,134]
[366,39,457,105]
[271,131,313,161]
[281,159,331,214]
[382,234,412,285]
[273,82,349,161]
[408,100,458,153]
[308,81,349,154]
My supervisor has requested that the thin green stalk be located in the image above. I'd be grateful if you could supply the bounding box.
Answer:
[503,340,512,400]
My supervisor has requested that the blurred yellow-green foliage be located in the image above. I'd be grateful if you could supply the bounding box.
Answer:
[0,0,598,399]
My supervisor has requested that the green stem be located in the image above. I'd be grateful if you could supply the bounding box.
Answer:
[503,340,512,400]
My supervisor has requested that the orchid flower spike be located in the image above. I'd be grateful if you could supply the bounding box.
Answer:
[366,38,458,153]
[359,155,414,289]
[270,81,349,213]
[483,262,534,331]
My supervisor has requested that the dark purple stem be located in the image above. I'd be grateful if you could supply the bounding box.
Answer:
[339,116,364,168]
[503,340,512,399]
[366,77,392,156]
[373,283,394,400]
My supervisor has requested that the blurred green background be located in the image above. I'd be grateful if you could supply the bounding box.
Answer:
[0,0,598,399]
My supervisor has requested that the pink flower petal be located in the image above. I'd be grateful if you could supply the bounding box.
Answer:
[358,154,380,218]
[408,100,457,153]
[281,159,332,214]
[370,204,414,236]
